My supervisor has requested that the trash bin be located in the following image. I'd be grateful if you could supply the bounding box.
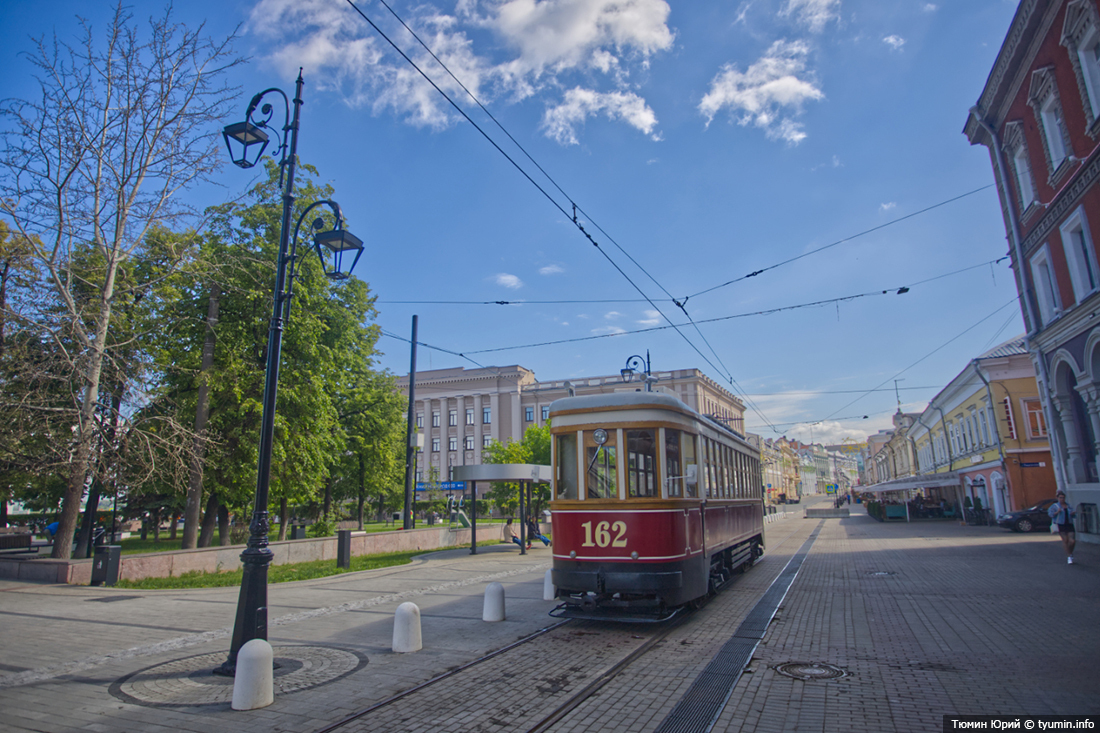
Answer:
[91,545,121,587]
[337,530,352,569]
[290,524,307,540]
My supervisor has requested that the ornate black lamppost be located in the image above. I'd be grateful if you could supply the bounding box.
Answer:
[621,350,654,391]
[216,71,362,675]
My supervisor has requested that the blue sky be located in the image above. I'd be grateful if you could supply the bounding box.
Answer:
[1,0,1025,444]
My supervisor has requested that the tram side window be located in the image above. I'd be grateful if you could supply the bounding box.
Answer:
[683,433,698,498]
[626,429,658,497]
[665,429,682,498]
[704,439,715,499]
[557,433,579,500]
[586,430,618,499]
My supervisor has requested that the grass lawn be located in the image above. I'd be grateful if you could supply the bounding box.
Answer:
[113,541,502,590]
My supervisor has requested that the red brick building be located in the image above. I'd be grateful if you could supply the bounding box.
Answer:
[965,0,1100,541]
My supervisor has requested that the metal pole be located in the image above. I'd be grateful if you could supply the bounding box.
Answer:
[403,316,418,530]
[469,481,477,555]
[519,481,527,555]
[218,71,304,676]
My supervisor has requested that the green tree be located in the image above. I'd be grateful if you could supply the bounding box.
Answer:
[0,6,241,558]
[482,423,551,517]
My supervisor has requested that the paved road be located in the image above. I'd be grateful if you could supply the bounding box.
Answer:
[0,499,1095,733]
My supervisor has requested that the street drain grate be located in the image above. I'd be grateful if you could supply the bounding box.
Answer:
[773,662,848,681]
[867,570,896,576]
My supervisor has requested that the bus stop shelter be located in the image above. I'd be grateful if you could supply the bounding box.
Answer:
[451,464,552,555]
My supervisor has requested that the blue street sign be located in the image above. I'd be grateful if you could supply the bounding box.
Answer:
[415,481,466,492]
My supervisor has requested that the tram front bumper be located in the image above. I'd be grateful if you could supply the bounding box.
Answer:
[552,568,683,594]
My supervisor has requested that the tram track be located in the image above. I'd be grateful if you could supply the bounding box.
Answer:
[309,510,812,733]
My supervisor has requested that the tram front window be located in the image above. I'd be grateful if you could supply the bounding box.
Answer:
[557,433,578,500]
[585,430,618,499]
[627,429,658,497]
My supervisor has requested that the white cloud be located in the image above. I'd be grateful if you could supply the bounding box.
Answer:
[604,310,623,319]
[539,264,565,275]
[882,35,906,51]
[591,325,627,335]
[922,3,938,12]
[637,309,661,325]
[494,273,524,289]
[699,40,824,145]
[248,0,674,142]
[879,201,896,212]
[542,87,660,145]
[779,0,840,33]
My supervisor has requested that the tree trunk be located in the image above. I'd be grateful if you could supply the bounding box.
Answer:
[151,508,161,543]
[198,493,219,548]
[357,453,365,530]
[182,283,220,549]
[217,504,230,546]
[169,512,178,540]
[74,479,102,559]
[278,497,288,541]
[323,477,332,520]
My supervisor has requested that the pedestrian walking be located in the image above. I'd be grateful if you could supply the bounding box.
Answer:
[504,518,522,549]
[1047,490,1077,564]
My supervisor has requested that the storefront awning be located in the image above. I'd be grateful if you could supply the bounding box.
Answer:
[860,471,960,494]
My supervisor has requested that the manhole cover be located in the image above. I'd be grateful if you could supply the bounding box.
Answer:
[109,646,365,707]
[867,571,896,576]
[773,662,848,680]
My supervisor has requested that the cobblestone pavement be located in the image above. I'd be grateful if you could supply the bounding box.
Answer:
[0,501,1097,733]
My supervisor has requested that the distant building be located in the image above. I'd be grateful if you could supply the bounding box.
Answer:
[964,0,1100,540]
[395,365,746,482]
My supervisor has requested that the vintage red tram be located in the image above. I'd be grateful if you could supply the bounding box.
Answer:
[548,391,765,621]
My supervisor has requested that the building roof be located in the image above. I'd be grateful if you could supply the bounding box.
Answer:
[976,334,1028,360]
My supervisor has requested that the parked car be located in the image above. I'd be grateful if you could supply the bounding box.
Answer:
[997,499,1055,533]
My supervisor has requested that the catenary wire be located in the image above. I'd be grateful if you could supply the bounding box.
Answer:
[686,184,996,300]
[342,0,779,429]
[819,298,1019,421]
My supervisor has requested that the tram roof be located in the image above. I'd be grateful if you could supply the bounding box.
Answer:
[549,391,747,442]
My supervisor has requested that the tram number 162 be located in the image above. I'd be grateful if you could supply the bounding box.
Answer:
[580,520,628,548]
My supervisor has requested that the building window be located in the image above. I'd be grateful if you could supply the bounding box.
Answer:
[431,438,440,452]
[1030,244,1062,326]
[449,410,458,427]
[483,407,491,424]
[416,471,422,482]
[483,434,492,448]
[416,413,423,429]
[466,408,474,425]
[542,405,550,421]
[432,411,440,428]
[1004,121,1038,213]
[464,435,474,450]
[1028,67,1073,177]
[449,436,457,451]
[1061,0,1100,126]
[1023,399,1048,439]
[525,406,534,422]
[1060,206,1099,304]
[979,411,991,446]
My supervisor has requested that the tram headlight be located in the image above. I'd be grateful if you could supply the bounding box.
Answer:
[570,550,577,559]
[631,551,639,560]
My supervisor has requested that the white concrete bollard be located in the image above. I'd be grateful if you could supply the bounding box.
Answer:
[392,602,422,653]
[543,569,556,601]
[483,581,505,622]
[231,638,274,711]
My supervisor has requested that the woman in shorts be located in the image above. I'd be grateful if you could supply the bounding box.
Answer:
[1047,491,1076,564]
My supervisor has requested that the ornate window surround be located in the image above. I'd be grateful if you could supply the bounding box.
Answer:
[1028,66,1075,184]
[1061,0,1100,135]
[1003,120,1041,220]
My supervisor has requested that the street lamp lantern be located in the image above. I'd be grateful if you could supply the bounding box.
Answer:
[222,120,270,169]
[312,224,364,280]
[214,70,363,677]
[621,351,653,391]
